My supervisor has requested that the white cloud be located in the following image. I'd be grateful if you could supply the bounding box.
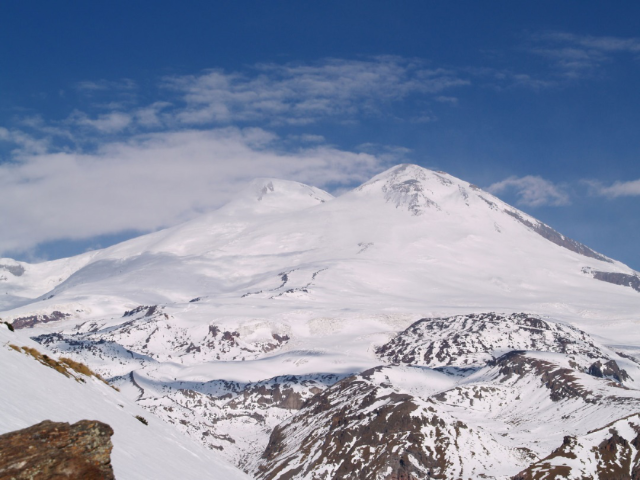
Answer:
[70,111,133,133]
[163,58,470,125]
[528,32,640,77]
[588,178,640,198]
[75,79,137,93]
[0,128,386,255]
[487,175,570,207]
[0,127,51,155]
[434,96,458,105]
[134,102,172,128]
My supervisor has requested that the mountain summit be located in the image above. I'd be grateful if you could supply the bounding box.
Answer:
[1,164,637,324]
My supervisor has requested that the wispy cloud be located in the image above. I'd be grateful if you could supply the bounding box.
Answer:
[163,57,470,126]
[587,178,640,198]
[3,45,632,257]
[527,32,640,78]
[69,110,133,133]
[488,175,570,207]
[75,78,137,93]
[0,127,51,155]
[434,96,458,105]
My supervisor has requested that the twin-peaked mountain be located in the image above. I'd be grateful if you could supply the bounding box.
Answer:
[1,164,638,325]
[2,164,640,479]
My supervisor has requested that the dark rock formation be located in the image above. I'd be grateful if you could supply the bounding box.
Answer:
[11,311,71,330]
[591,271,640,294]
[123,305,159,317]
[488,351,591,402]
[588,359,630,383]
[256,372,446,480]
[504,209,612,263]
[253,367,518,480]
[0,420,115,479]
[0,264,25,276]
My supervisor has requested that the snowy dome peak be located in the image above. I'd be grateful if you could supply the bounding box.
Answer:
[354,163,468,215]
[255,179,275,201]
[358,164,464,192]
[219,177,334,216]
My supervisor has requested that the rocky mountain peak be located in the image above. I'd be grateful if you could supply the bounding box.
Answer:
[354,164,469,215]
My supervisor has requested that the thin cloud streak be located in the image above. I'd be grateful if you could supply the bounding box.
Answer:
[58,57,471,135]
[163,57,470,126]
[527,32,640,77]
[588,178,640,198]
[488,175,571,207]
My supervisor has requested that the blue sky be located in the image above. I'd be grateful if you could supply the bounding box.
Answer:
[1,1,640,269]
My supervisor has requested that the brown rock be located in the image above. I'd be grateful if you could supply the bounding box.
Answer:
[0,419,115,479]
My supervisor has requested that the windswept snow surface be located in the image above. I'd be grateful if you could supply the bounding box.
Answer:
[2,165,640,478]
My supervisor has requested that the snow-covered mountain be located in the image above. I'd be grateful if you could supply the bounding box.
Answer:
[2,164,640,479]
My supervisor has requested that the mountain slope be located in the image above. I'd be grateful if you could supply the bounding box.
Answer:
[2,165,639,347]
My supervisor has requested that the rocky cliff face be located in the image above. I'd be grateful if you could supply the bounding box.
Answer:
[253,367,528,480]
[0,420,115,479]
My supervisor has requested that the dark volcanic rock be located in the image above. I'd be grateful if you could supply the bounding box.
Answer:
[488,351,592,402]
[0,264,25,276]
[504,209,612,263]
[590,271,640,294]
[588,359,630,383]
[0,419,115,479]
[11,311,71,330]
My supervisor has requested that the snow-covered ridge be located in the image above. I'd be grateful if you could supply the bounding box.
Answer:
[217,177,334,216]
[376,312,634,378]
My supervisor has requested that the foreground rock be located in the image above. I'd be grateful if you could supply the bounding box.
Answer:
[0,420,115,479]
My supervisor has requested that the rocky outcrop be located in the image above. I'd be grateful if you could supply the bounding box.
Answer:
[0,420,115,479]
[34,308,291,367]
[503,209,612,263]
[488,351,592,402]
[588,359,630,383]
[132,372,344,467]
[11,311,70,329]
[254,367,523,480]
[376,313,612,372]
[590,270,640,294]
[0,263,25,276]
